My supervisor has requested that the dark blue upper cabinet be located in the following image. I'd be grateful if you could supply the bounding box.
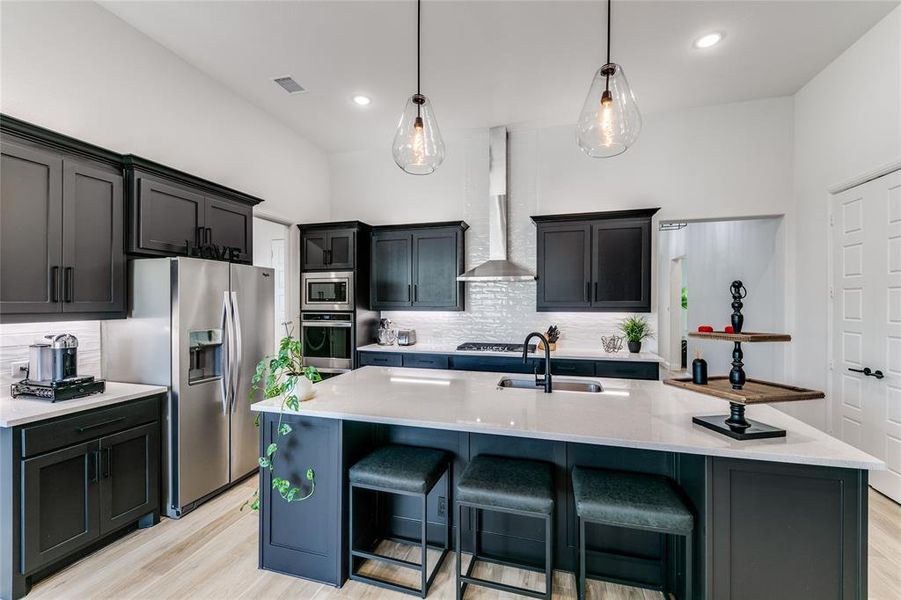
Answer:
[370,222,467,311]
[533,209,659,313]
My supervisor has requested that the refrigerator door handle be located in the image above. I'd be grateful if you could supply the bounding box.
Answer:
[230,291,243,412]
[220,291,232,414]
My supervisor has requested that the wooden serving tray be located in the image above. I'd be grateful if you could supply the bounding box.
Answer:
[688,331,791,343]
[663,376,824,405]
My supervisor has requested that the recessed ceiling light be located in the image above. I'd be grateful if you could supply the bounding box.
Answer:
[693,32,723,49]
[352,95,371,106]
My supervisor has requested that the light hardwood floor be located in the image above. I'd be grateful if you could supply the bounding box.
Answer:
[29,478,901,599]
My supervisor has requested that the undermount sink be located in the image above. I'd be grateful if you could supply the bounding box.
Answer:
[497,377,603,393]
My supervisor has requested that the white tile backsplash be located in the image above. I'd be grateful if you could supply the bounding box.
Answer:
[383,128,657,352]
[0,321,102,387]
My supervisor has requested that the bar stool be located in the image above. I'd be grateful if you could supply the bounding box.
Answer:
[455,455,554,600]
[571,466,694,600]
[348,445,451,597]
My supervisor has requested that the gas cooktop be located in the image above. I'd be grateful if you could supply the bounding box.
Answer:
[456,342,537,354]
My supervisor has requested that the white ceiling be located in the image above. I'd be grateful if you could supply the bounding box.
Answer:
[101,0,898,153]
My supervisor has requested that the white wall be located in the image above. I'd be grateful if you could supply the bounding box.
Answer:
[0,1,330,372]
[0,0,330,225]
[788,5,901,430]
[330,98,794,350]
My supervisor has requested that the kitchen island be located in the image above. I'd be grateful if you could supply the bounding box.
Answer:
[251,367,882,600]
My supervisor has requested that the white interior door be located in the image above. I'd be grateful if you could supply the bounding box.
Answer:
[253,216,290,351]
[831,169,901,502]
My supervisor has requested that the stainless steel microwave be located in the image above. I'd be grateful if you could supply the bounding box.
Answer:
[301,271,354,312]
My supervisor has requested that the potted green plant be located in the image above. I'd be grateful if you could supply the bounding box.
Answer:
[244,330,321,511]
[619,315,654,353]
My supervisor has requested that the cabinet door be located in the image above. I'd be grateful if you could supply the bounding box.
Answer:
[326,229,355,270]
[61,160,125,314]
[0,142,63,316]
[302,232,329,270]
[536,223,591,311]
[21,441,100,574]
[205,196,252,263]
[591,219,651,311]
[412,228,461,309]
[133,175,204,255]
[98,422,159,535]
[371,232,412,309]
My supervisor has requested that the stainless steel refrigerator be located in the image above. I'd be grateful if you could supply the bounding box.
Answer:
[102,257,273,518]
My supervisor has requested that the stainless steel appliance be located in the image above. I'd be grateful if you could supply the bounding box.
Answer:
[301,271,354,311]
[27,334,78,381]
[48,334,78,381]
[301,312,353,373]
[397,329,417,346]
[456,342,537,353]
[27,341,53,382]
[102,257,274,518]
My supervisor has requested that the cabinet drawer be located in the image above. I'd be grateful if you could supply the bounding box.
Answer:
[594,360,659,381]
[20,395,161,458]
[451,356,540,374]
[549,359,595,377]
[358,352,403,367]
[401,354,449,370]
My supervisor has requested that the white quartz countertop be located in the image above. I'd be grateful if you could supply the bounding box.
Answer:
[251,367,883,470]
[0,382,169,427]
[357,342,664,363]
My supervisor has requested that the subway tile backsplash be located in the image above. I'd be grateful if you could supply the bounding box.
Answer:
[0,321,102,388]
[382,138,658,352]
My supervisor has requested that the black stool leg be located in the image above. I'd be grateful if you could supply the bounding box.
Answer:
[685,532,693,600]
[348,483,355,577]
[455,502,464,600]
[578,517,586,600]
[420,492,428,598]
[544,512,553,600]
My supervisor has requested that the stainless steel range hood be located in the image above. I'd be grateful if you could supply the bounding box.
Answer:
[457,126,535,282]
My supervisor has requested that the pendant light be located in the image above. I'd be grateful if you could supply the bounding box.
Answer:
[392,0,445,175]
[576,0,641,158]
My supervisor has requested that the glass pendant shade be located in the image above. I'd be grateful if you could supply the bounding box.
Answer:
[392,93,446,175]
[576,63,641,158]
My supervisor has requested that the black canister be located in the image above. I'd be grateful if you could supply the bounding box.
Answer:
[692,357,708,385]
[48,334,78,381]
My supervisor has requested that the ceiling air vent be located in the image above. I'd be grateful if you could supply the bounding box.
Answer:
[273,76,306,95]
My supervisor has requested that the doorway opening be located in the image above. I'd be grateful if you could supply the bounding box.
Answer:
[657,216,785,380]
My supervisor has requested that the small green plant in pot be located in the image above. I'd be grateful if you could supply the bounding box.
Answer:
[619,315,654,353]
[244,331,321,511]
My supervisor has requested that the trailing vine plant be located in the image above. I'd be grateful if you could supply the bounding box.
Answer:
[244,326,321,511]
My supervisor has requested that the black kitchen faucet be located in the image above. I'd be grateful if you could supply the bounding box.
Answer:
[522,332,552,393]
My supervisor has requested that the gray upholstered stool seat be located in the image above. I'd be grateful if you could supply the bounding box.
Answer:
[571,466,694,600]
[349,445,448,494]
[455,455,554,600]
[349,445,451,598]
[571,467,693,534]
[456,455,554,514]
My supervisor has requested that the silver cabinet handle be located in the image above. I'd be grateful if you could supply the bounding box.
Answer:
[230,291,243,412]
[220,291,231,414]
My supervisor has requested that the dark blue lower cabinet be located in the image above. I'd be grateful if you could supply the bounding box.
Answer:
[401,353,450,370]
[258,412,342,586]
[358,352,403,367]
[594,359,658,380]
[358,351,659,380]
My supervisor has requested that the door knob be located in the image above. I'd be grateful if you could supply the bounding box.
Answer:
[848,367,885,379]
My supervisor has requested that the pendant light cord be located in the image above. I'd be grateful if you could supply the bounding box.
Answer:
[417,0,421,95]
[606,0,611,65]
